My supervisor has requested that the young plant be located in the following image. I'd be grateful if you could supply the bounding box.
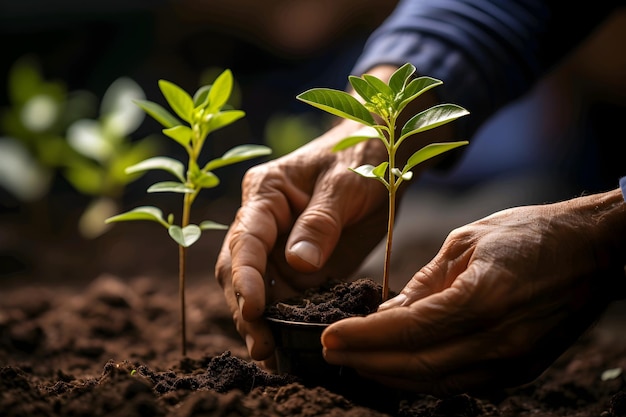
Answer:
[296,63,469,301]
[105,70,272,356]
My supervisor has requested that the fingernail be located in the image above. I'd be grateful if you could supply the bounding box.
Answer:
[237,293,245,314]
[245,334,255,353]
[321,329,345,350]
[378,293,407,311]
[290,241,321,267]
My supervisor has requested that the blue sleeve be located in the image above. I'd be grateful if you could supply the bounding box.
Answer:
[352,0,620,138]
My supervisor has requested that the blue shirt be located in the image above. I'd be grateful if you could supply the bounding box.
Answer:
[351,0,621,139]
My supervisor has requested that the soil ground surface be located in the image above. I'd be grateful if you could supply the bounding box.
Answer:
[1,213,626,417]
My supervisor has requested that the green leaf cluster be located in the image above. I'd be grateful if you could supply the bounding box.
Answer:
[105,70,272,247]
[297,63,469,189]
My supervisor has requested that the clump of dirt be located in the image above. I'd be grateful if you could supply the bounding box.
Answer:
[265,278,382,323]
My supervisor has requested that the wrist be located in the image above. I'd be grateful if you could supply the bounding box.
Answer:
[568,188,626,299]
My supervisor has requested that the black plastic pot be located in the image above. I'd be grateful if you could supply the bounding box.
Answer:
[267,316,404,412]
[266,317,335,383]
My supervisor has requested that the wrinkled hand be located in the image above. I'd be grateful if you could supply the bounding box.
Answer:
[215,120,390,363]
[322,192,625,396]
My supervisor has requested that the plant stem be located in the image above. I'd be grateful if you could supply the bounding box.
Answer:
[383,189,395,301]
[382,116,397,302]
[179,192,192,356]
[179,244,187,356]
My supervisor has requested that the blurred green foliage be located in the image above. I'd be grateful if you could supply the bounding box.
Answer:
[0,56,158,238]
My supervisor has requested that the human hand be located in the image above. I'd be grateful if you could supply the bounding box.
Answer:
[322,191,626,396]
[215,119,390,363]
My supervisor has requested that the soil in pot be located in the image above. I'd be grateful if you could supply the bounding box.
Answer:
[265,278,407,411]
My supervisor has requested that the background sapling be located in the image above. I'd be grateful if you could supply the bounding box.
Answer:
[297,63,469,301]
[105,69,271,355]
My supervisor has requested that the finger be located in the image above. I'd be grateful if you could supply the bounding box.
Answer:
[227,200,285,320]
[235,315,276,361]
[215,241,273,360]
[285,199,343,272]
[286,167,384,273]
[322,327,489,379]
[377,269,439,311]
[323,310,574,396]
[322,328,522,397]
[322,288,473,352]
[378,239,475,312]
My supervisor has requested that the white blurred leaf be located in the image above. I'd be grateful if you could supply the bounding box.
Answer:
[101,77,145,137]
[67,119,111,162]
[0,138,51,201]
[20,94,59,132]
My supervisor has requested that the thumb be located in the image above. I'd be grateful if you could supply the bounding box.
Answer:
[285,202,342,273]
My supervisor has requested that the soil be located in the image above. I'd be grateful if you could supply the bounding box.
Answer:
[265,278,383,324]
[1,213,626,417]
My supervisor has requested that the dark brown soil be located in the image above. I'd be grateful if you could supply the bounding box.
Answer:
[265,278,382,323]
[1,217,626,416]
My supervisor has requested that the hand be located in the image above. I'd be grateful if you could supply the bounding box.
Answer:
[215,119,390,362]
[322,190,625,396]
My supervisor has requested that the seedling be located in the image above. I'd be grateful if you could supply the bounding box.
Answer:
[297,63,469,301]
[105,70,272,355]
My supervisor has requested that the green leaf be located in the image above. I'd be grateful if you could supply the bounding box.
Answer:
[147,181,195,193]
[158,80,194,123]
[206,110,245,133]
[199,220,229,231]
[168,224,201,247]
[207,69,233,112]
[133,99,181,129]
[203,144,272,171]
[348,76,378,104]
[163,125,192,148]
[403,76,442,98]
[389,63,416,95]
[193,171,220,189]
[362,74,393,98]
[332,126,379,152]
[397,77,442,113]
[333,135,372,152]
[105,206,168,228]
[403,141,469,174]
[400,104,470,139]
[350,162,388,180]
[125,156,185,182]
[297,88,375,126]
[193,85,211,108]
[371,161,389,178]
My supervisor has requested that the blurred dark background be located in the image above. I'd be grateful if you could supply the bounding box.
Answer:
[1,1,625,284]
[0,0,396,135]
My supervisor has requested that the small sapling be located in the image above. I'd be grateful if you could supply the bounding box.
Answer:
[106,69,271,355]
[297,63,469,301]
